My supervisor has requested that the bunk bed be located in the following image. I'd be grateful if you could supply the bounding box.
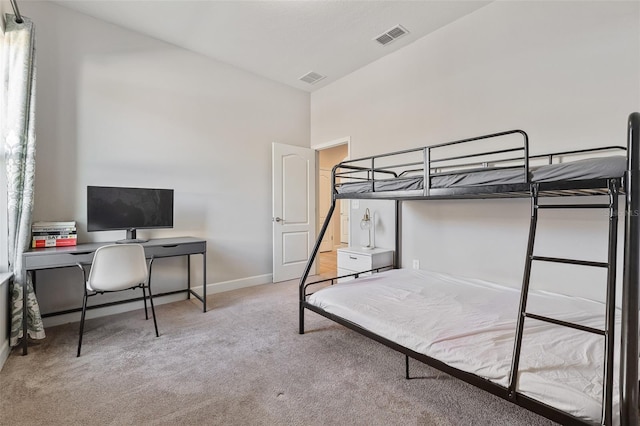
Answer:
[298,113,640,426]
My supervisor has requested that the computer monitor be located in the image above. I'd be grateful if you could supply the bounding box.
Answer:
[87,186,174,243]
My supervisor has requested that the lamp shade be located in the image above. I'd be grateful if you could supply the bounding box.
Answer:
[360,208,371,230]
[360,208,373,249]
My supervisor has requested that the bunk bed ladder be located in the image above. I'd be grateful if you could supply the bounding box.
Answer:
[508,180,619,425]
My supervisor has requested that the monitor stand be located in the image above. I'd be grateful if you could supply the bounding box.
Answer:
[116,228,148,244]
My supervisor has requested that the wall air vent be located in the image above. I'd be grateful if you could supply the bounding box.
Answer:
[299,71,326,85]
[374,25,409,46]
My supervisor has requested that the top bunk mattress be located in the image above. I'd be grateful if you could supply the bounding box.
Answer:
[336,155,626,194]
[307,268,624,424]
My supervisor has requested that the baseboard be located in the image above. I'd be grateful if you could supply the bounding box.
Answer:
[190,273,273,296]
[42,273,274,328]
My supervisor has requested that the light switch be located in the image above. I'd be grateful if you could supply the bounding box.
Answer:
[352,200,359,209]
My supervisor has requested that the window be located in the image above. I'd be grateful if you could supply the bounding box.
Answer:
[0,28,8,272]
[0,135,7,273]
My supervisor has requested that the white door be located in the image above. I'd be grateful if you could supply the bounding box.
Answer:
[340,199,349,244]
[318,169,333,252]
[272,143,316,283]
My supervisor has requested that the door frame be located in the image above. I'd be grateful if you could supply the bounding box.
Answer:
[312,137,350,248]
[318,168,334,253]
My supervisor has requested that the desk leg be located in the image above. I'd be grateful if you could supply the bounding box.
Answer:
[186,253,206,312]
[187,256,191,300]
[203,252,207,313]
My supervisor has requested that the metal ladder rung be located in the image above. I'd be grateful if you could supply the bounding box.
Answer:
[536,204,611,209]
[524,312,606,336]
[531,255,608,268]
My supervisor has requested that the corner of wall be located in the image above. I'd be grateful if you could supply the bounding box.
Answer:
[0,338,9,372]
[0,1,7,34]
[0,274,11,371]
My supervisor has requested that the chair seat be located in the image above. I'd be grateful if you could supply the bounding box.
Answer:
[86,281,140,292]
[77,243,158,356]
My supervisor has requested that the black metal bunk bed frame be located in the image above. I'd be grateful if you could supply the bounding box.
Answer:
[298,112,640,426]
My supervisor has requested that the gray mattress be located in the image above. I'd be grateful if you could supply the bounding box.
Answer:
[336,156,627,194]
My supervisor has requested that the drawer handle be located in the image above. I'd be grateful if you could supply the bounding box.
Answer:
[162,244,178,248]
[349,256,358,260]
[69,251,93,256]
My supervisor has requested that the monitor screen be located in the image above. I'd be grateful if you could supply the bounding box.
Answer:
[87,186,174,232]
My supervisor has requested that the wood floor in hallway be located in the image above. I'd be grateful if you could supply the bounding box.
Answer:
[318,248,347,277]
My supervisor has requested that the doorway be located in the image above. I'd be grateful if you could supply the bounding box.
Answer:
[316,140,349,276]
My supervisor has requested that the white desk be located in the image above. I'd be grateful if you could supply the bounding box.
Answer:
[21,237,207,355]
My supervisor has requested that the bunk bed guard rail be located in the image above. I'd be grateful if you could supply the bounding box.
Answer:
[334,129,529,197]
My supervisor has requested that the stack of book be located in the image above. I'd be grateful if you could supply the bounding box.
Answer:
[31,221,77,248]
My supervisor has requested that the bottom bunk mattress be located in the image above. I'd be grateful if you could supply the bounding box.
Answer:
[307,268,623,424]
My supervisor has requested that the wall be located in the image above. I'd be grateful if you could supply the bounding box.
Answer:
[318,143,348,171]
[20,1,309,324]
[311,1,640,302]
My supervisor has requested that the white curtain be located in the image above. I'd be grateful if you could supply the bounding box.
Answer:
[1,14,45,346]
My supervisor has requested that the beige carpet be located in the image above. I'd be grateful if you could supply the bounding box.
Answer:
[0,279,556,426]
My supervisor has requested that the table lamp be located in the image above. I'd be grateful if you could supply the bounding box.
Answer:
[360,208,373,249]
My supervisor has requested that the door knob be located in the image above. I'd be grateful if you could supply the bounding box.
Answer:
[274,217,284,223]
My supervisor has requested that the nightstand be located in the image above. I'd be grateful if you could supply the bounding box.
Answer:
[337,246,394,282]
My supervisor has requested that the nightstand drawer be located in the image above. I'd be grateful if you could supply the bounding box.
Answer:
[337,251,371,272]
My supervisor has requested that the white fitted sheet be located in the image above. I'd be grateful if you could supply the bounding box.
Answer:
[307,269,624,424]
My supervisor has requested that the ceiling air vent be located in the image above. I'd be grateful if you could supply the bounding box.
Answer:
[375,33,394,46]
[299,71,326,85]
[374,25,409,46]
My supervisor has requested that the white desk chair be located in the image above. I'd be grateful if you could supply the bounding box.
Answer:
[76,243,159,357]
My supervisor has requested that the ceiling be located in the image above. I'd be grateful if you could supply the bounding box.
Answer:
[53,1,491,92]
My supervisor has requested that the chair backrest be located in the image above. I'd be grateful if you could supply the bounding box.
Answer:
[87,244,148,292]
